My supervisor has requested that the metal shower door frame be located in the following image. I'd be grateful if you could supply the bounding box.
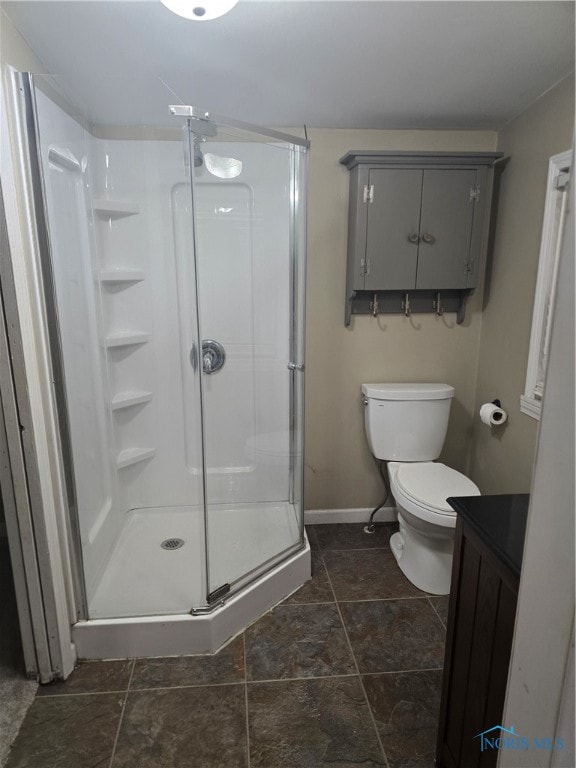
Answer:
[180,106,309,606]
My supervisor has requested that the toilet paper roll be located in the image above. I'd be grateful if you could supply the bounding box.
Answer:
[480,402,508,426]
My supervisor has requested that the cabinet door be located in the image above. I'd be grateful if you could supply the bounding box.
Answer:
[416,169,477,289]
[365,169,422,290]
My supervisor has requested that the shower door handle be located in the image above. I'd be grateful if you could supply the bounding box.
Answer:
[190,342,198,371]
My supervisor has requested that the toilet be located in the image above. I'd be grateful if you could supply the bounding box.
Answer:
[361,383,480,595]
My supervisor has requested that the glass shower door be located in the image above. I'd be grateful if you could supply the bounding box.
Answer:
[187,114,307,602]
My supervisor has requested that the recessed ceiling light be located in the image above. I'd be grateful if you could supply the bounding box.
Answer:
[160,0,240,21]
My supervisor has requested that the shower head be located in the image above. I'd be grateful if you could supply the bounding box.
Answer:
[203,152,242,179]
[192,135,242,179]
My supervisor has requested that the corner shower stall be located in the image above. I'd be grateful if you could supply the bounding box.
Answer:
[5,73,309,662]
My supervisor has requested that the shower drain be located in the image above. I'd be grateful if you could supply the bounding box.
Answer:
[161,538,185,550]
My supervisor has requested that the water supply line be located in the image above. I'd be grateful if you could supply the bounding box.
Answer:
[364,458,391,534]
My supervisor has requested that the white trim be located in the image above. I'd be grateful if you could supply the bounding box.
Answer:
[519,395,542,421]
[1,68,76,680]
[304,506,397,525]
[521,149,571,420]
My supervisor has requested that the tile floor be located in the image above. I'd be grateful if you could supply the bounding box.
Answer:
[5,524,449,768]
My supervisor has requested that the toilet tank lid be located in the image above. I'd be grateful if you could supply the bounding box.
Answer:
[361,383,455,400]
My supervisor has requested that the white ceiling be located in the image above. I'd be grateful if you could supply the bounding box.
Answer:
[3,0,575,130]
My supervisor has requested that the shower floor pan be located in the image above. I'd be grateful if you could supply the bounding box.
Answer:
[73,502,310,659]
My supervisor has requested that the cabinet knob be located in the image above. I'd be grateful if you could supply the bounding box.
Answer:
[422,233,435,244]
[407,233,420,244]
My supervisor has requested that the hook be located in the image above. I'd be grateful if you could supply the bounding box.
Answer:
[402,292,411,317]
[435,291,444,317]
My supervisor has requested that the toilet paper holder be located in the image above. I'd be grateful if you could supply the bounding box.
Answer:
[480,399,508,427]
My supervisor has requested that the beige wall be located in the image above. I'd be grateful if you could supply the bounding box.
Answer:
[468,75,575,494]
[304,128,497,510]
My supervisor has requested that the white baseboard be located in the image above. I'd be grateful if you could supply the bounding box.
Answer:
[304,506,397,525]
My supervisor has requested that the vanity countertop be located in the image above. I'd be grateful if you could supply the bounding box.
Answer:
[446,494,529,579]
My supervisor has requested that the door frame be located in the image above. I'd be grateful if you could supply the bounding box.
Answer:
[1,68,76,681]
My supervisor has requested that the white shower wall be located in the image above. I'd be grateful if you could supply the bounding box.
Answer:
[90,138,205,519]
[92,137,293,506]
[35,90,294,612]
[193,144,292,504]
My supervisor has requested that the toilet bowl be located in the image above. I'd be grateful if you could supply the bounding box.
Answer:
[361,382,480,595]
[387,461,479,594]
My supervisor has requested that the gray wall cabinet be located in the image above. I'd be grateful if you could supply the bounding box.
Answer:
[340,152,504,324]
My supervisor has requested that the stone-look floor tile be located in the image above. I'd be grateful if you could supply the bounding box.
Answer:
[428,596,449,628]
[112,685,247,768]
[340,599,445,673]
[5,694,123,768]
[245,603,355,680]
[306,525,320,551]
[323,549,424,602]
[313,523,398,551]
[36,659,133,696]
[283,553,334,605]
[248,677,385,767]
[130,635,244,689]
[363,670,443,768]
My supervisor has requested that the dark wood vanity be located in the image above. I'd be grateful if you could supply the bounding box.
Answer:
[436,494,529,768]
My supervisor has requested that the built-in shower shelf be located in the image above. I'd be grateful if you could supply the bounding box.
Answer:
[93,200,140,218]
[104,331,149,349]
[99,269,145,284]
[116,447,156,470]
[111,390,153,411]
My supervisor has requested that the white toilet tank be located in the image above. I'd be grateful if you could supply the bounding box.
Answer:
[362,383,455,461]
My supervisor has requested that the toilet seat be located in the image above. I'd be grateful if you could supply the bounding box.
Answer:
[395,462,480,516]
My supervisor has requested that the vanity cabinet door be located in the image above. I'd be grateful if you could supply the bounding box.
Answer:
[416,169,478,289]
[436,517,521,768]
[365,168,422,290]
